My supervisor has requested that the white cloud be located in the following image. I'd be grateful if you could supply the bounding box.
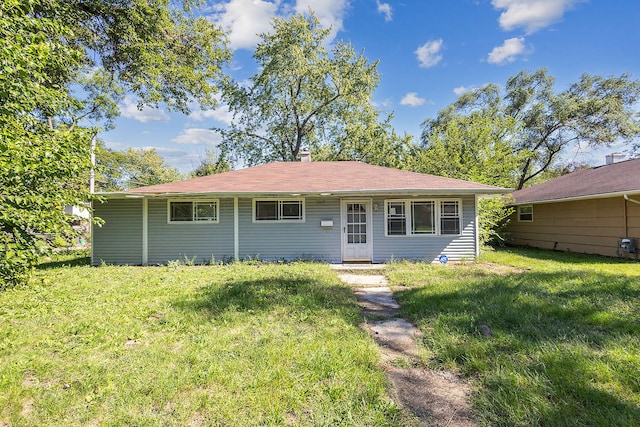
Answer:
[210,0,280,49]
[190,104,234,126]
[295,0,349,44]
[119,96,170,123]
[373,98,394,109]
[492,0,585,34]
[415,39,444,68]
[400,92,426,107]
[210,0,349,50]
[376,0,392,22]
[487,37,526,65]
[453,85,475,95]
[172,128,222,145]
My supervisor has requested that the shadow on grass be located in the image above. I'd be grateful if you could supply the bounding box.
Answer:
[395,268,640,425]
[402,271,640,338]
[36,256,91,270]
[502,246,638,265]
[173,272,361,323]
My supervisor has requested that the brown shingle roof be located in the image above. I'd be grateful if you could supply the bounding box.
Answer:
[510,158,640,204]
[110,161,506,196]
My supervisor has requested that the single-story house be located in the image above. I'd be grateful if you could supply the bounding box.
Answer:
[92,160,507,265]
[505,157,640,258]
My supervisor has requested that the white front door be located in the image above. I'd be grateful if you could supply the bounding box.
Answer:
[341,200,373,261]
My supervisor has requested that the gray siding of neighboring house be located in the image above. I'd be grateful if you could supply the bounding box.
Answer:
[147,198,235,264]
[92,199,143,265]
[370,195,477,262]
[238,197,342,262]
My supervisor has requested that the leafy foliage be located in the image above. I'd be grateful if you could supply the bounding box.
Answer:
[417,68,640,246]
[190,146,231,178]
[422,68,640,190]
[411,111,519,245]
[0,0,230,287]
[95,143,183,191]
[0,0,91,286]
[217,11,410,166]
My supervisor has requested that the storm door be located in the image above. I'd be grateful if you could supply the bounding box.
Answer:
[341,200,372,261]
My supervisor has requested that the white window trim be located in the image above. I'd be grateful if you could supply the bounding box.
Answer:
[518,205,534,222]
[384,199,462,237]
[252,198,305,223]
[167,199,220,224]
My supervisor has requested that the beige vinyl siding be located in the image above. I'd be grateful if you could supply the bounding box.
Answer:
[371,195,477,262]
[92,199,143,265]
[507,196,640,257]
[238,197,341,262]
[147,198,234,264]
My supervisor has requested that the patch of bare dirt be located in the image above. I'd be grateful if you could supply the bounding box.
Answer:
[346,276,477,426]
[388,369,475,427]
[469,262,528,275]
[21,398,34,417]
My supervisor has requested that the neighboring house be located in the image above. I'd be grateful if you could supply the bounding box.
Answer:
[92,161,506,265]
[64,204,91,221]
[506,158,640,258]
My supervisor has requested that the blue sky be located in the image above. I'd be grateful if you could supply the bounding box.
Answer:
[102,0,640,172]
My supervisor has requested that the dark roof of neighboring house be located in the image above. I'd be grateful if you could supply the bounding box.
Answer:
[510,158,640,205]
[104,161,507,197]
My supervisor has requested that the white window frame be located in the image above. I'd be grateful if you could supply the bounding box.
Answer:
[167,199,219,224]
[252,198,305,223]
[440,200,462,235]
[384,199,462,237]
[518,205,533,222]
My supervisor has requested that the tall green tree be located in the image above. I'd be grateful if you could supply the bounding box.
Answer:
[411,111,522,246]
[95,144,184,191]
[422,68,640,190]
[217,11,410,166]
[0,0,230,287]
[190,146,231,178]
[413,112,523,188]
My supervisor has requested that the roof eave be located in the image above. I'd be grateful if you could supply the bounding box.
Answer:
[510,189,640,205]
[99,187,509,199]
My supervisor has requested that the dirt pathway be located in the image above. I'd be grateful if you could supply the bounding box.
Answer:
[337,271,477,427]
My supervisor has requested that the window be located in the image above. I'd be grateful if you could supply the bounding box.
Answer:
[411,201,435,234]
[518,205,533,222]
[385,199,461,236]
[168,200,218,223]
[254,199,304,222]
[440,201,460,234]
[386,202,406,235]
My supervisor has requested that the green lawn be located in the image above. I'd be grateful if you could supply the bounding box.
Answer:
[0,253,409,426]
[3,249,639,426]
[387,248,640,427]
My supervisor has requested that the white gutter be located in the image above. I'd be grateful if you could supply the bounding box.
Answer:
[102,188,510,199]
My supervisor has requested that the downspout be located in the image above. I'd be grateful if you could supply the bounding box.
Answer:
[234,197,239,261]
[624,194,640,238]
[474,194,480,258]
[142,198,148,265]
[624,194,640,205]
